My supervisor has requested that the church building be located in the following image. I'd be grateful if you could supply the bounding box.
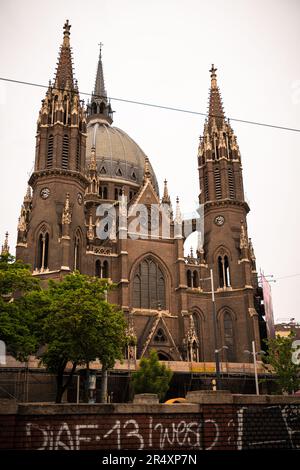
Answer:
[15,21,266,366]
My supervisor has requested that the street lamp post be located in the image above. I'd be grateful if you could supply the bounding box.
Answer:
[244,340,265,395]
[210,269,221,390]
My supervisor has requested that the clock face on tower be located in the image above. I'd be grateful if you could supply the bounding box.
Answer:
[77,192,83,205]
[40,187,50,199]
[214,215,225,226]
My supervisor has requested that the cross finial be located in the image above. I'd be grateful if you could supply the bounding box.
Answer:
[209,64,218,88]
[64,20,71,35]
[63,20,71,47]
[98,42,104,58]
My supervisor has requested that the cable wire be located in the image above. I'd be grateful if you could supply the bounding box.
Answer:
[1,76,300,133]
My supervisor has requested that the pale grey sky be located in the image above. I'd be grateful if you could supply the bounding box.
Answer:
[0,0,299,321]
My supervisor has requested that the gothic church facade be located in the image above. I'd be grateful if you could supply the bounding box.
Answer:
[15,22,266,364]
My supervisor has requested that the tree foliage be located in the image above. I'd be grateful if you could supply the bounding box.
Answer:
[0,258,126,402]
[132,349,173,401]
[263,333,300,394]
[40,272,126,402]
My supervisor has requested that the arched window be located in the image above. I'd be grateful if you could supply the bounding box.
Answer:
[116,168,122,177]
[218,254,230,288]
[102,260,109,278]
[47,135,53,168]
[95,260,101,277]
[100,102,105,114]
[62,134,69,170]
[92,102,97,114]
[214,166,222,199]
[224,312,235,362]
[187,270,192,287]
[114,187,122,200]
[37,231,49,271]
[193,271,199,288]
[74,235,80,271]
[132,257,165,309]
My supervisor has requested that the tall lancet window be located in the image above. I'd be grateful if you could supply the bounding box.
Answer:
[74,235,80,271]
[133,257,165,309]
[37,230,49,271]
[62,134,69,170]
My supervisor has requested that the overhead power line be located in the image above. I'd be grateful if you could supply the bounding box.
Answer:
[1,76,300,133]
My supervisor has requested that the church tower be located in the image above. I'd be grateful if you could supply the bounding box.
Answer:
[16,21,88,277]
[197,65,263,358]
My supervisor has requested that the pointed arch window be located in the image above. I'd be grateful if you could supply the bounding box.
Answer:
[95,260,109,278]
[47,135,54,168]
[187,270,192,287]
[133,257,165,309]
[116,168,122,177]
[37,230,49,271]
[92,102,97,115]
[95,260,101,277]
[62,135,69,170]
[102,260,109,278]
[100,166,107,175]
[193,271,199,288]
[223,312,236,361]
[99,186,108,199]
[74,235,81,271]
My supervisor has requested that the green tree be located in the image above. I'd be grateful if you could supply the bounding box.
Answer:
[263,333,300,394]
[132,349,173,401]
[40,272,126,403]
[0,253,41,361]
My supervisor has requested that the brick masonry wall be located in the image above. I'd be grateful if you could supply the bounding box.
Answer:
[1,393,300,450]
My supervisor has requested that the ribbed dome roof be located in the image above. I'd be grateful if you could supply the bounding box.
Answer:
[86,121,159,194]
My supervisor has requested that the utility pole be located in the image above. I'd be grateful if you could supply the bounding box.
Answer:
[210,269,221,390]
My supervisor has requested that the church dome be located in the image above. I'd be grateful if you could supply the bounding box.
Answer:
[86,120,159,194]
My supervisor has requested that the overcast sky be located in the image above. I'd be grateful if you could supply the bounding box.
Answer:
[0,0,299,322]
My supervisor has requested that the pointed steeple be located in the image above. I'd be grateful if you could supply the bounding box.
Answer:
[1,232,9,255]
[161,179,171,204]
[208,64,225,131]
[54,20,75,90]
[143,156,152,184]
[87,43,113,124]
[94,43,107,99]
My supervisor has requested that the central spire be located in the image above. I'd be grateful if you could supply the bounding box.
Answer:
[94,43,107,99]
[87,44,113,124]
